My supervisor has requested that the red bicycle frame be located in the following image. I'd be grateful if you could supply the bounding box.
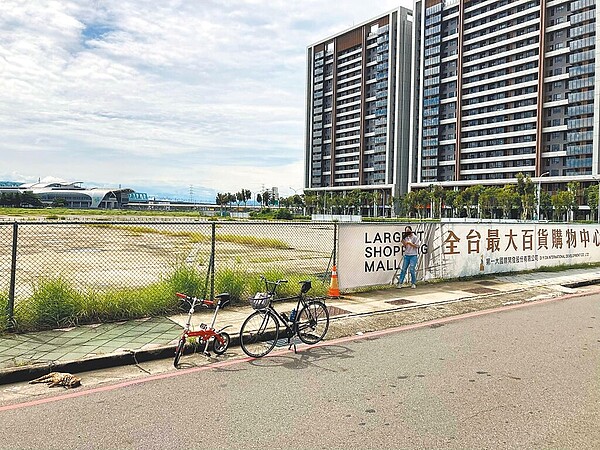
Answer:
[175,292,230,359]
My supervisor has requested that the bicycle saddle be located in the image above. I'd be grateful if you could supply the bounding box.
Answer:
[216,293,230,308]
[299,281,312,293]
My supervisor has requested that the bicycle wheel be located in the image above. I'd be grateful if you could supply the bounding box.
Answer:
[239,310,279,358]
[212,332,230,355]
[297,300,329,345]
[173,336,186,367]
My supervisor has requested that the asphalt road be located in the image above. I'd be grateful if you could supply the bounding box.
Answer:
[1,292,599,449]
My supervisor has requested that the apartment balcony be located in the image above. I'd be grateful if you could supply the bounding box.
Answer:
[462,31,539,58]
[546,21,571,33]
[461,129,536,143]
[463,17,541,47]
[461,116,536,132]
[462,67,537,89]
[542,124,568,133]
[462,103,536,121]
[462,43,541,71]
[461,82,538,102]
[460,165,535,176]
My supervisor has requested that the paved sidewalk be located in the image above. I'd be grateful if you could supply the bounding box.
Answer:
[1,266,600,384]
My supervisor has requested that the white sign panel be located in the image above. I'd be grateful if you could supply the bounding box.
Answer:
[337,223,436,290]
[337,222,600,290]
[438,222,600,278]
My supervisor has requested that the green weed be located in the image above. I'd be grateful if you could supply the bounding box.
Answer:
[16,277,84,331]
[5,266,327,333]
[88,224,288,249]
[216,233,290,249]
[0,293,8,333]
[214,268,247,299]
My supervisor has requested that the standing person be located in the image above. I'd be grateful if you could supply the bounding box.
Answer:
[397,226,420,289]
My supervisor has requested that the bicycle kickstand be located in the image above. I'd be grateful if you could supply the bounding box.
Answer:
[202,340,211,357]
[287,336,297,354]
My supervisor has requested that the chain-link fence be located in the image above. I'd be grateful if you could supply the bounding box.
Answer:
[1,221,335,332]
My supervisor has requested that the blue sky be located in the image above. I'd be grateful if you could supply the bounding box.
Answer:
[0,0,411,201]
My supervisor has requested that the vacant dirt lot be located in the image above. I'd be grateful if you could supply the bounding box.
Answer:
[0,221,335,301]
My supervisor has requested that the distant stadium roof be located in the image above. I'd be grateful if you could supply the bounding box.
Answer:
[0,180,136,209]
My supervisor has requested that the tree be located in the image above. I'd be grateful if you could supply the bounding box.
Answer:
[279,196,290,209]
[463,185,484,218]
[275,208,293,220]
[227,193,236,209]
[215,193,229,214]
[262,191,271,207]
[19,191,43,207]
[552,191,572,222]
[428,184,445,219]
[444,190,458,218]
[51,197,67,208]
[386,193,395,218]
[372,191,382,217]
[415,189,429,218]
[497,185,520,219]
[566,181,580,222]
[453,190,469,218]
[516,173,536,220]
[291,194,304,214]
[329,193,344,214]
[360,192,373,217]
[405,190,428,219]
[303,193,317,215]
[347,189,362,215]
[540,190,552,221]
[478,186,499,219]
[235,191,244,210]
[394,193,408,218]
[585,184,599,221]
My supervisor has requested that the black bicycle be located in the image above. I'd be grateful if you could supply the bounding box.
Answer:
[239,276,330,358]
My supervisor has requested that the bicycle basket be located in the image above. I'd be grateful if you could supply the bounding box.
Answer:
[250,292,271,310]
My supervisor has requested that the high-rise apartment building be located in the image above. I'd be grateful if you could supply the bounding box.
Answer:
[411,0,598,193]
[304,8,413,211]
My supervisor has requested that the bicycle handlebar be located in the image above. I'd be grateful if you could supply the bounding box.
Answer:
[260,276,287,284]
[175,292,220,308]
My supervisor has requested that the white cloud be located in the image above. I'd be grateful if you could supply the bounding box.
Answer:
[0,0,411,198]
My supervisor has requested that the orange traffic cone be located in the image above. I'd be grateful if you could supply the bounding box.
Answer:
[328,265,340,298]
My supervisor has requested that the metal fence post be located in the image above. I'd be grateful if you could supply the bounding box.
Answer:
[323,222,338,284]
[333,222,338,266]
[210,223,216,300]
[7,222,18,329]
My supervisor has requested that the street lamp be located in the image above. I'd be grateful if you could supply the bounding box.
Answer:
[289,187,303,215]
[593,177,600,224]
[536,172,550,221]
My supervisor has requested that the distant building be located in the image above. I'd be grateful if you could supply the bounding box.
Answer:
[0,181,137,209]
[304,7,414,211]
[411,0,598,194]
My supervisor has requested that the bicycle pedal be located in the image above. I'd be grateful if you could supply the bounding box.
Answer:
[203,351,211,357]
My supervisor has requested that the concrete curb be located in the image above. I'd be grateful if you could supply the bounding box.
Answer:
[0,346,174,385]
[0,333,244,385]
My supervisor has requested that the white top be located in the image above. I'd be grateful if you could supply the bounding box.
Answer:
[403,233,420,256]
